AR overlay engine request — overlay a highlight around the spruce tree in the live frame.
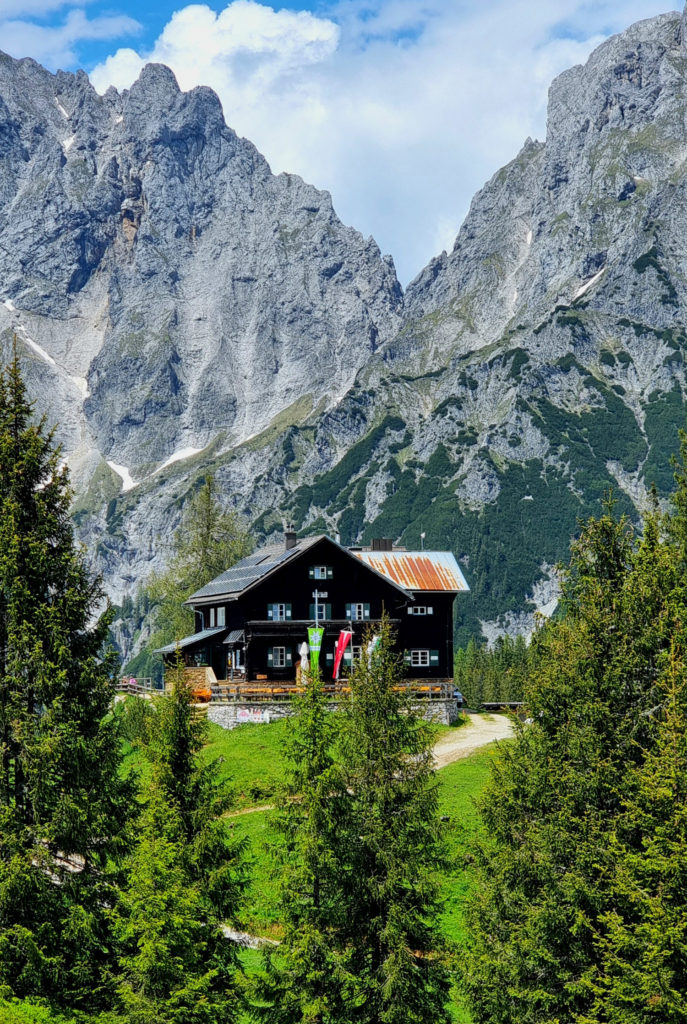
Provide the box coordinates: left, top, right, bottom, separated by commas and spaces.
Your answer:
255, 666, 351, 1024
581, 640, 687, 1023
337, 619, 451, 1024
461, 498, 678, 1024
0, 351, 133, 1008
116, 657, 245, 1023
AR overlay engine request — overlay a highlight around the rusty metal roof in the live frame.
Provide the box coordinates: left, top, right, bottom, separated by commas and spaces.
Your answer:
355, 551, 469, 593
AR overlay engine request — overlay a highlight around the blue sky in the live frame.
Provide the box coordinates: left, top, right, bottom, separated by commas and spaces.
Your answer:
1, 1, 682, 284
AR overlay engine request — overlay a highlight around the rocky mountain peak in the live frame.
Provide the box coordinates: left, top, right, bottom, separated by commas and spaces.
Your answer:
0, 48, 402, 536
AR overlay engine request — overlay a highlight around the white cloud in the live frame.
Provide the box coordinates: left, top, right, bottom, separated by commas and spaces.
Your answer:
0, 7, 139, 69
89, 0, 682, 285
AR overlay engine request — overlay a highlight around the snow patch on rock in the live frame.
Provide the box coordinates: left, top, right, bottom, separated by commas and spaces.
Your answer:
107, 461, 138, 493
17, 325, 57, 367
574, 265, 606, 300
155, 446, 203, 472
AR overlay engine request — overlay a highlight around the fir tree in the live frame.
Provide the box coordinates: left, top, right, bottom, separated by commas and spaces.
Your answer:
580, 639, 687, 1024
337, 619, 451, 1024
0, 351, 133, 1009
255, 665, 351, 1024
116, 657, 245, 1023
461, 497, 678, 1024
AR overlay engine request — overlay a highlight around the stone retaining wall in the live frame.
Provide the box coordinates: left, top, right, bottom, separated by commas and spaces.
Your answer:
208, 698, 458, 730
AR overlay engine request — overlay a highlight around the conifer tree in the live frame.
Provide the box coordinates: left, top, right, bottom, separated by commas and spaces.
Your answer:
461, 497, 678, 1024
256, 665, 351, 1024
259, 625, 450, 1024
0, 351, 133, 1008
337, 619, 451, 1024
116, 657, 245, 1023
581, 639, 687, 1023
146, 476, 252, 649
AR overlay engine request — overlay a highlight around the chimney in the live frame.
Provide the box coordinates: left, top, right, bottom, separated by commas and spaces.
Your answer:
371, 537, 393, 552
284, 523, 297, 550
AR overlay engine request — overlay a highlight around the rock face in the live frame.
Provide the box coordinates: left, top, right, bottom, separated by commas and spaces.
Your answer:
4, 8, 687, 653
0, 52, 401, 495
270, 7, 687, 642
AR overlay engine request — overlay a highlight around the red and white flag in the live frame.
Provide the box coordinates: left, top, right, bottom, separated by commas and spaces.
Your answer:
332, 629, 353, 680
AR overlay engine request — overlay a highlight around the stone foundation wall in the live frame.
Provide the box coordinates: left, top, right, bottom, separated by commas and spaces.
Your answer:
208, 698, 459, 730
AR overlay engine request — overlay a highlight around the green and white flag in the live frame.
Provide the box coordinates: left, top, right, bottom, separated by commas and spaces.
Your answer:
308, 627, 324, 668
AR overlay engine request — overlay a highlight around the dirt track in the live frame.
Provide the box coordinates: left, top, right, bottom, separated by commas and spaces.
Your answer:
432, 713, 514, 769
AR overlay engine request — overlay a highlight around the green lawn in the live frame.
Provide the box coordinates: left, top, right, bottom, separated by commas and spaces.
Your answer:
206, 718, 291, 808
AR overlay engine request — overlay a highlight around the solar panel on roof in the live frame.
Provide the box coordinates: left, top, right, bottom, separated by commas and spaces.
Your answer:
187, 535, 326, 601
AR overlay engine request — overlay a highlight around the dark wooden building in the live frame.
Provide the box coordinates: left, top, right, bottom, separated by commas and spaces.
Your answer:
157, 533, 468, 687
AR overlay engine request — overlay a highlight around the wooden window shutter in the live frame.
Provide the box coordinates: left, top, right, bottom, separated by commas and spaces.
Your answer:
267, 605, 274, 619
430, 650, 439, 665
363, 603, 370, 619
308, 604, 314, 620
286, 604, 292, 619
286, 649, 293, 666
327, 566, 333, 579
403, 650, 411, 665
326, 604, 332, 620
267, 649, 274, 666
309, 567, 315, 579
325, 651, 334, 664
345, 604, 352, 619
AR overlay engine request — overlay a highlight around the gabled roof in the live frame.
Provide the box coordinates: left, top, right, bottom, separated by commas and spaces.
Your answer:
154, 626, 227, 655
185, 535, 468, 606
355, 551, 469, 593
186, 536, 323, 604
186, 534, 411, 605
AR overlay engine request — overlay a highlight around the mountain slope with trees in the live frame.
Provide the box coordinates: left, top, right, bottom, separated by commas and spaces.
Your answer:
5, 9, 687, 647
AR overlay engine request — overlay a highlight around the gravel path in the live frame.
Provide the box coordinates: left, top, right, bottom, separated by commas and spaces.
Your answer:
432, 713, 514, 769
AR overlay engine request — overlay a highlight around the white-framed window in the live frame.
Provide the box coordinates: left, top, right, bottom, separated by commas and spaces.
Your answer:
267, 603, 292, 621
408, 606, 433, 616
346, 602, 370, 621
268, 646, 292, 668
309, 565, 333, 580
405, 649, 440, 668
209, 606, 226, 627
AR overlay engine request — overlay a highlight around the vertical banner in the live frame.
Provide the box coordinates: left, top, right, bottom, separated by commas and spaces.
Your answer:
307, 627, 324, 668
332, 629, 353, 680
367, 634, 381, 668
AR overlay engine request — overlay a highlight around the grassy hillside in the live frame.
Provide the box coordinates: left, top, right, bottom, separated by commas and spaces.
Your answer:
20, 714, 505, 1023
